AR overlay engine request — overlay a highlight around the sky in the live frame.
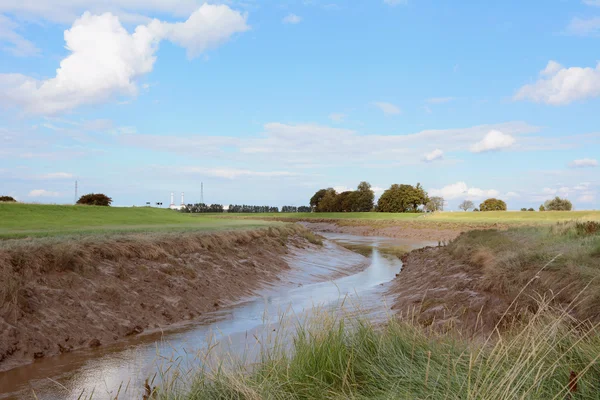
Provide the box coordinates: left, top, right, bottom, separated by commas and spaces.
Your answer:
0, 0, 599, 210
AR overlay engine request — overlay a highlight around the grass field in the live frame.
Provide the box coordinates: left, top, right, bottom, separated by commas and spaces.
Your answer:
0, 203, 277, 238
223, 210, 600, 223
1, 203, 599, 239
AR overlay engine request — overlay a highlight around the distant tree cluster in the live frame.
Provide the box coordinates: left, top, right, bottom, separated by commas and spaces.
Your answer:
520, 207, 535, 212
376, 183, 428, 213
281, 205, 311, 213
77, 193, 112, 206
479, 198, 507, 211
228, 204, 279, 213
310, 182, 375, 212
425, 196, 445, 212
182, 203, 224, 213
459, 200, 475, 211
541, 196, 572, 211
0, 196, 16, 202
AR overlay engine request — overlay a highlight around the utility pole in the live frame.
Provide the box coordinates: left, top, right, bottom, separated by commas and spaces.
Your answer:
201, 182, 204, 204
74, 180, 78, 204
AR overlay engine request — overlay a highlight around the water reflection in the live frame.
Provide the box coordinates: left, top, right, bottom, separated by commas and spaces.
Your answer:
0, 233, 429, 399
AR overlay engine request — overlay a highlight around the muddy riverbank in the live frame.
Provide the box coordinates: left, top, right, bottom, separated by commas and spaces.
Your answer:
0, 226, 319, 371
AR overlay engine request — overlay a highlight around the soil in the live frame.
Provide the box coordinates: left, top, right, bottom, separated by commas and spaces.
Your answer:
386, 245, 508, 336
300, 221, 464, 242
0, 228, 317, 371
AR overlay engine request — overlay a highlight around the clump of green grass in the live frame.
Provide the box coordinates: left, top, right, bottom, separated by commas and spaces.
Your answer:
154, 298, 600, 400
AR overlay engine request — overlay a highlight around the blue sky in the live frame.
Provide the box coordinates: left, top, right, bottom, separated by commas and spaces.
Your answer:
0, 0, 599, 209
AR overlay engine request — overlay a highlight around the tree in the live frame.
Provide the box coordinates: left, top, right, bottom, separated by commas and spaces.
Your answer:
77, 193, 112, 206
310, 189, 328, 212
528, 208, 535, 211
459, 200, 475, 211
425, 196, 444, 212
520, 208, 527, 211
377, 183, 429, 213
543, 196, 572, 211
539, 205, 545, 212
0, 196, 16, 202
479, 198, 507, 211
317, 188, 337, 212
354, 181, 375, 212
473, 208, 479, 212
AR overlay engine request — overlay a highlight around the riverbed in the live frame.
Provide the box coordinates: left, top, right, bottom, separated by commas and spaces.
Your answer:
0, 233, 433, 399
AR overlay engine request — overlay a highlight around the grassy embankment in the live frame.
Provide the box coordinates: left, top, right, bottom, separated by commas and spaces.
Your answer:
222, 210, 600, 224
152, 221, 600, 399
0, 203, 279, 239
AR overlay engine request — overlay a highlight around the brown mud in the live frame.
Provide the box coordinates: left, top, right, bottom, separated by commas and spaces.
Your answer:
0, 226, 317, 371
386, 245, 508, 336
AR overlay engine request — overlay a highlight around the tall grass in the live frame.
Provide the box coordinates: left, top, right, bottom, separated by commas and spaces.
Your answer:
151, 298, 600, 400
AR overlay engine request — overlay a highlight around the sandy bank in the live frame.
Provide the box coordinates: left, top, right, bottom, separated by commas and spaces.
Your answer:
0, 226, 318, 371
299, 220, 468, 242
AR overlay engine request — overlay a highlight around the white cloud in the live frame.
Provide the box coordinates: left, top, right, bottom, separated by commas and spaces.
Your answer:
429, 182, 500, 200
0, 4, 249, 115
514, 61, 600, 105
383, 0, 408, 6
178, 167, 297, 179
373, 101, 401, 115
283, 13, 302, 24
329, 113, 346, 123
566, 16, 600, 36
579, 194, 595, 203
0, 14, 41, 56
38, 172, 74, 179
583, 0, 600, 6
569, 158, 598, 168
423, 149, 443, 162
333, 185, 352, 193
28, 189, 60, 197
426, 97, 455, 104
470, 130, 516, 153
504, 191, 520, 199
147, 5, 249, 58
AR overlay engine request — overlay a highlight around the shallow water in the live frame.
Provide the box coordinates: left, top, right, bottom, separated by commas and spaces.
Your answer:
0, 233, 432, 399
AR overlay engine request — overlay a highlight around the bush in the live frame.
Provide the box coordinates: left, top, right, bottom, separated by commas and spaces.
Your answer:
0, 196, 16, 202
76, 193, 112, 206
520, 208, 527, 211
539, 205, 545, 212
543, 196, 572, 211
528, 208, 535, 212
479, 198, 507, 211
473, 208, 479, 212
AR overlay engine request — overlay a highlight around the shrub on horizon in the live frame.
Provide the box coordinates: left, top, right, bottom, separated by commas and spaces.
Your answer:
479, 198, 507, 211
0, 196, 16, 202
76, 193, 112, 206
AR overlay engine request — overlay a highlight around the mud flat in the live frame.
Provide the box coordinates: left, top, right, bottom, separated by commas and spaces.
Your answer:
0, 225, 319, 371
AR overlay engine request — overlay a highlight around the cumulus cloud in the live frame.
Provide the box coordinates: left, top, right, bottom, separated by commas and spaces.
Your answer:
0, 14, 41, 56
373, 101, 401, 115
423, 149, 443, 162
569, 158, 598, 168
28, 189, 60, 197
566, 16, 600, 36
283, 13, 302, 24
579, 194, 595, 203
470, 130, 516, 153
429, 182, 500, 200
514, 61, 600, 105
0, 4, 249, 115
329, 113, 346, 123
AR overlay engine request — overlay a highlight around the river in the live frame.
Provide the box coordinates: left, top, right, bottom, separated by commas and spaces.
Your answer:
0, 233, 432, 399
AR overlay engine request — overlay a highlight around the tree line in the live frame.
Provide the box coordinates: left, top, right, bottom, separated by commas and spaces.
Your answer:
181, 204, 312, 213
310, 182, 445, 213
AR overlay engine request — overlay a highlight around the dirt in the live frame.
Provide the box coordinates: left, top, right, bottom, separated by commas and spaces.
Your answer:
300, 221, 464, 242
386, 245, 509, 336
0, 227, 317, 371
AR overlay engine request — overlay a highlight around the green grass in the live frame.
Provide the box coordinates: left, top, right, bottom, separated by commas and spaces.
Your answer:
0, 203, 278, 238
155, 303, 600, 400
223, 210, 600, 224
